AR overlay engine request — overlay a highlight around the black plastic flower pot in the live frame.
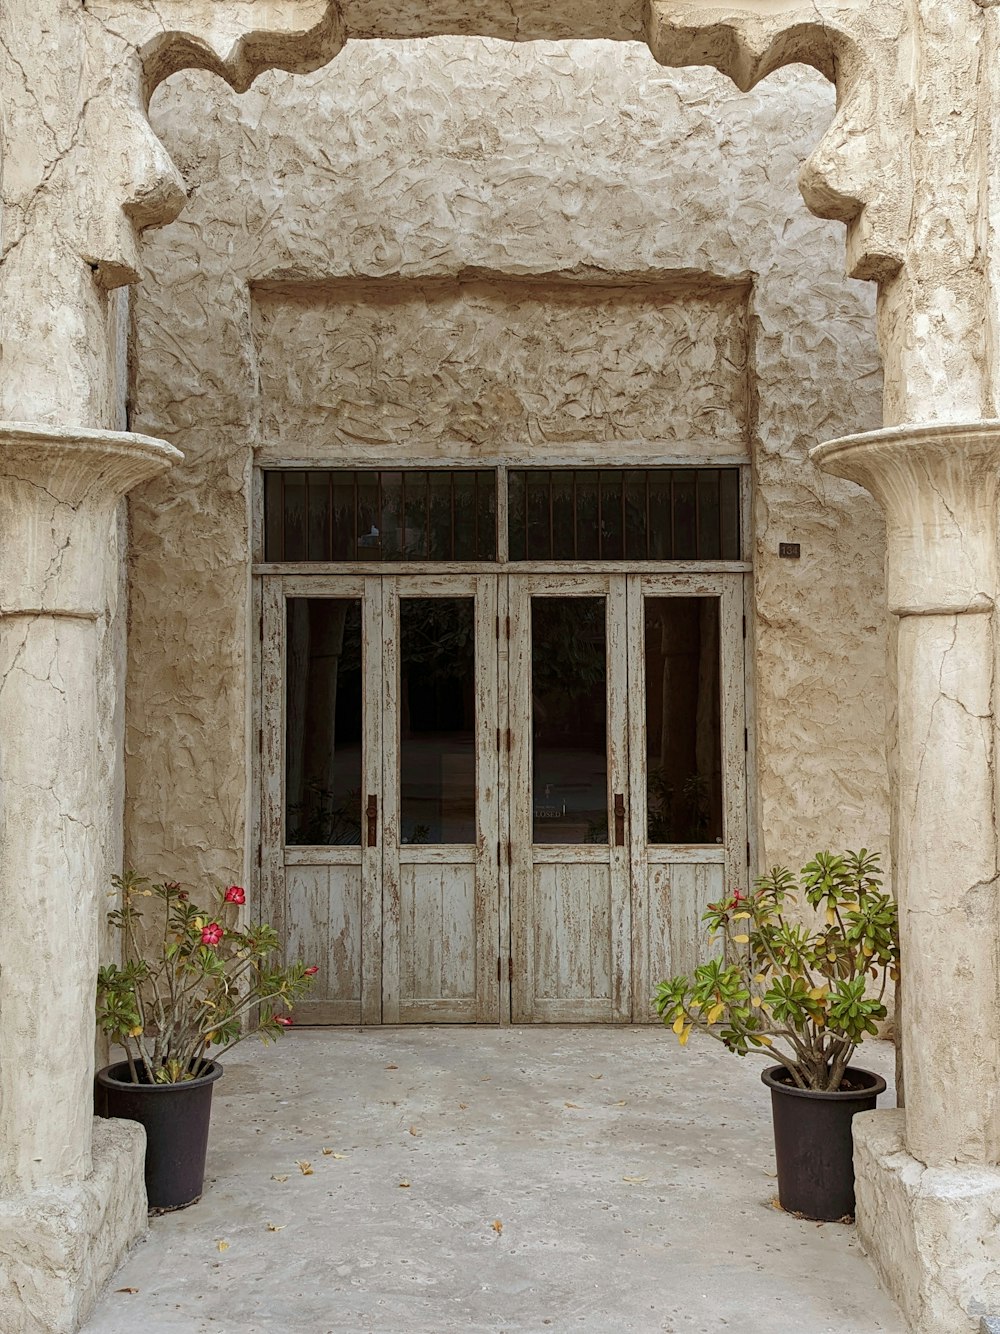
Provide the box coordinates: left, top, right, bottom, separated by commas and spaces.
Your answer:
761, 1064, 886, 1221
96, 1059, 223, 1210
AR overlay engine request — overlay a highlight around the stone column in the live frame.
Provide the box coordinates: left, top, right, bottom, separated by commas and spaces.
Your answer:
0, 423, 180, 1334
813, 420, 1000, 1331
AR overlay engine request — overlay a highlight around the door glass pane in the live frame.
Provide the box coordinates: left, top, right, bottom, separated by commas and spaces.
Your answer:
285, 598, 363, 845
399, 598, 476, 844
644, 597, 723, 844
531, 597, 608, 844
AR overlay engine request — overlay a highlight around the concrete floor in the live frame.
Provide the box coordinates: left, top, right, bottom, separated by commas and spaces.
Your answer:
82, 1028, 905, 1334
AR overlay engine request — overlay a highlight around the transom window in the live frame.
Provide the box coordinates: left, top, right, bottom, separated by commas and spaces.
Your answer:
263, 466, 741, 563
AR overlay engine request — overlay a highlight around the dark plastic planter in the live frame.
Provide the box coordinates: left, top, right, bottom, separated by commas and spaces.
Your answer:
96, 1059, 223, 1210
762, 1064, 886, 1221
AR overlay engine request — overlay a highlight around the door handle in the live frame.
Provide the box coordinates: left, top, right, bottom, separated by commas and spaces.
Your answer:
614, 793, 625, 846
366, 794, 378, 848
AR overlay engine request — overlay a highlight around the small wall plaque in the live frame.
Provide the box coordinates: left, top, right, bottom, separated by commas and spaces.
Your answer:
779, 542, 801, 559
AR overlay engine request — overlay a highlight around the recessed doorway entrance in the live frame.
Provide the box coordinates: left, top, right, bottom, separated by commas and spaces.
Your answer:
257, 465, 749, 1023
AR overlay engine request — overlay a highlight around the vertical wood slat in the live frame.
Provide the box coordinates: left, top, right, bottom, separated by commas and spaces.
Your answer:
381, 576, 401, 1022
497, 569, 512, 1022
361, 578, 383, 1024
474, 574, 502, 1022
625, 574, 648, 1020
508, 577, 533, 1022
260, 577, 286, 947
606, 576, 631, 1021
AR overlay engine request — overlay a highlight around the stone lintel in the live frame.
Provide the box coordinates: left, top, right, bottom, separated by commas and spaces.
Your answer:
855, 1109, 1000, 1334
0, 1118, 147, 1334
811, 421, 1000, 617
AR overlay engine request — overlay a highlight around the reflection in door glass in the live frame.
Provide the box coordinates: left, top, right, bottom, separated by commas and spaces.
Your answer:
531, 597, 608, 844
399, 598, 476, 844
285, 598, 363, 845
644, 597, 723, 844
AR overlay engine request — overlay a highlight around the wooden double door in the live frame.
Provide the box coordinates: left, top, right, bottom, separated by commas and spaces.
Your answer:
261, 571, 747, 1023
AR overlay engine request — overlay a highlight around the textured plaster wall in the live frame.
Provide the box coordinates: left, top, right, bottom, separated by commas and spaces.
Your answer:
129, 37, 887, 895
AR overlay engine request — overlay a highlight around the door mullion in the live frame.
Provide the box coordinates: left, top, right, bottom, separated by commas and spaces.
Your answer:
361, 576, 384, 1024
625, 575, 648, 1022
497, 574, 512, 1024
608, 575, 632, 1022
380, 577, 401, 1023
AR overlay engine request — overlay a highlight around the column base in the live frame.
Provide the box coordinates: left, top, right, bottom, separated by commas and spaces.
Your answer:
855, 1109, 1000, 1333
0, 1118, 147, 1334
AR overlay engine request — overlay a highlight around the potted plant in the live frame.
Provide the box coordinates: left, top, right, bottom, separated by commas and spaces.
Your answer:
654, 849, 898, 1221
95, 870, 316, 1210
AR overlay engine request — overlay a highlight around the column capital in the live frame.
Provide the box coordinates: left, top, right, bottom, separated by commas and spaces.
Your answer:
811, 421, 1000, 616
0, 423, 181, 618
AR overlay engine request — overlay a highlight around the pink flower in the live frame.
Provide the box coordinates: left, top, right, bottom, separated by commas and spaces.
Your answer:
274, 1015, 293, 1027
224, 885, 246, 905
200, 923, 224, 946
304, 966, 319, 976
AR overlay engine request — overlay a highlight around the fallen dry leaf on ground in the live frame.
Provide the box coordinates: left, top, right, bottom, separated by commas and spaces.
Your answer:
458, 1102, 468, 1110
271, 1174, 288, 1182
266, 1223, 285, 1232
611, 1100, 627, 1107
216, 1240, 229, 1252
590, 1073, 603, 1080
115, 1288, 139, 1294
409, 1125, 420, 1136
296, 1161, 313, 1175
385, 1064, 398, 1070
564, 1101, 580, 1109
491, 1219, 503, 1235
398, 1179, 411, 1188
622, 1175, 648, 1184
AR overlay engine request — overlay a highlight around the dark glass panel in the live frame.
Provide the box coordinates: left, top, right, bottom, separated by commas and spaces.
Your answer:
281, 472, 308, 561
285, 598, 363, 845
525, 471, 552, 560
644, 597, 723, 845
696, 470, 721, 560
330, 473, 356, 561
672, 471, 697, 559
380, 471, 403, 560
624, 471, 647, 560
508, 470, 527, 560
425, 471, 452, 560
599, 471, 624, 559
575, 472, 600, 559
452, 472, 475, 561
531, 597, 608, 844
647, 472, 673, 560
476, 471, 497, 560
720, 469, 741, 560
264, 472, 284, 561
399, 598, 476, 844
551, 472, 575, 558
307, 471, 332, 561
356, 472, 381, 560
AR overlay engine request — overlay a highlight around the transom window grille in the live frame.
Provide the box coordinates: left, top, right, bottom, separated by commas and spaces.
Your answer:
507, 468, 740, 561
264, 469, 497, 562
263, 466, 741, 563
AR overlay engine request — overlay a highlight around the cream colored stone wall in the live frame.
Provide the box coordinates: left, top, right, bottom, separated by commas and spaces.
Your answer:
128, 37, 888, 895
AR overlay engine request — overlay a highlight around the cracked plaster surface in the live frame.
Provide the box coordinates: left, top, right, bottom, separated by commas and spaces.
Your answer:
127, 40, 888, 899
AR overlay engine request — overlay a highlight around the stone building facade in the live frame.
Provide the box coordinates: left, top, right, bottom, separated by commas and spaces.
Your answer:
4, 2, 1000, 1331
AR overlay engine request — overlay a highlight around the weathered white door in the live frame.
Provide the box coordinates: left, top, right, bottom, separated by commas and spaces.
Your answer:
626, 574, 748, 1020
262, 573, 502, 1023
381, 574, 501, 1021
508, 575, 631, 1022
261, 575, 383, 1023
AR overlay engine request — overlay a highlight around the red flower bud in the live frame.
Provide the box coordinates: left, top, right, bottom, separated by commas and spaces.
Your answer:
224, 885, 246, 905
274, 1014, 293, 1027
304, 965, 319, 976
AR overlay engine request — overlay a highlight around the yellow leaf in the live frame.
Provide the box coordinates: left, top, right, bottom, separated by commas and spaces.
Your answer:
733, 912, 751, 921
759, 1035, 773, 1046
733, 934, 750, 944
706, 1003, 725, 1024
128, 1025, 143, 1038
216, 1240, 229, 1252
827, 952, 837, 962
754, 974, 766, 985
808, 987, 828, 1001
672, 1015, 685, 1036
678, 1025, 692, 1046
826, 905, 837, 925
751, 997, 762, 1009
296, 1161, 313, 1176
491, 1219, 503, 1235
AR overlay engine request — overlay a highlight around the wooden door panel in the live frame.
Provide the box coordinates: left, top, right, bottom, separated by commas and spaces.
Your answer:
285, 863, 363, 1024
533, 863, 613, 1006
398, 861, 478, 1020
